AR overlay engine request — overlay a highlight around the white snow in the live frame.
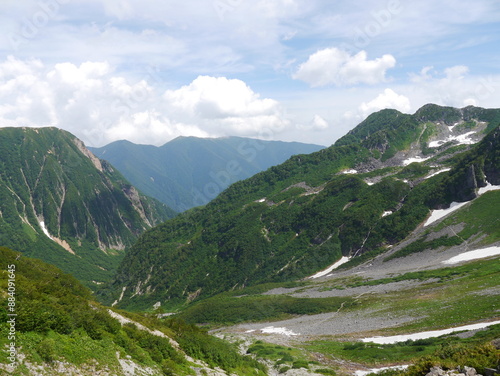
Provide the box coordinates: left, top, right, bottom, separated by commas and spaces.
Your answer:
39, 221, 53, 239
478, 182, 500, 195
362, 320, 500, 344
308, 256, 351, 279
355, 365, 409, 376
428, 131, 477, 148
382, 211, 393, 217
402, 156, 430, 166
454, 131, 477, 145
343, 169, 358, 174
424, 181, 500, 227
260, 326, 299, 336
425, 168, 451, 179
424, 201, 469, 227
443, 246, 500, 265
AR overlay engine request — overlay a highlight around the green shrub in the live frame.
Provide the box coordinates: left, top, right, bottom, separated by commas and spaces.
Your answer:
36, 338, 57, 363
292, 360, 309, 369
316, 369, 337, 375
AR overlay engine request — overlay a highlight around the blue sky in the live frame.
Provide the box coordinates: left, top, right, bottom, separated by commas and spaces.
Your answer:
0, 0, 499, 147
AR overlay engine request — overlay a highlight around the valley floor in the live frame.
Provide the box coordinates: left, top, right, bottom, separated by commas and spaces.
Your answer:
213, 240, 500, 375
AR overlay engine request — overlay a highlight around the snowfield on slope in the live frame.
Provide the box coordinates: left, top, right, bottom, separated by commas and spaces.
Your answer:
443, 246, 500, 264
362, 320, 500, 344
425, 181, 500, 226
308, 256, 351, 279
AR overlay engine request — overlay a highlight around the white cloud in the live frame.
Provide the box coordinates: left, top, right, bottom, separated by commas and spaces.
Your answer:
406, 65, 500, 109
0, 57, 291, 146
164, 75, 290, 136
359, 88, 411, 118
296, 114, 329, 131
293, 48, 396, 87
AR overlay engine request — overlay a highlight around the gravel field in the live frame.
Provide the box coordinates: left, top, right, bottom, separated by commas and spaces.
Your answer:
217, 239, 500, 341
213, 235, 500, 375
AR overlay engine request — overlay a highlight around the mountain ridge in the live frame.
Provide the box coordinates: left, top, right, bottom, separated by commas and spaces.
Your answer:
89, 136, 325, 212
0, 127, 175, 287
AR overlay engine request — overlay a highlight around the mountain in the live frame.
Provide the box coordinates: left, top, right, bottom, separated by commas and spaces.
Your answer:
0, 247, 266, 375
89, 136, 324, 212
0, 127, 175, 288
102, 104, 500, 310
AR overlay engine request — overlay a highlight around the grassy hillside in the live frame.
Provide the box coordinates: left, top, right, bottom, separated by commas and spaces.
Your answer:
0, 247, 266, 375
102, 105, 500, 310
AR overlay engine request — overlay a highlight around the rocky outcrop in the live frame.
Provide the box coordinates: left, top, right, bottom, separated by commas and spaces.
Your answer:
426, 366, 481, 376
426, 366, 500, 376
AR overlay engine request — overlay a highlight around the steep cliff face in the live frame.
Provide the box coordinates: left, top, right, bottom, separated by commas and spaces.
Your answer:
0, 127, 175, 287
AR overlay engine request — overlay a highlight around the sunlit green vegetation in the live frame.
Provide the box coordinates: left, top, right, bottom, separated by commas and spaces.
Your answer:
0, 247, 266, 375
107, 108, 500, 310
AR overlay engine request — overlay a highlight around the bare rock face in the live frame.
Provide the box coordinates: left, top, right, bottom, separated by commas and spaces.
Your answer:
426, 366, 481, 376
483, 127, 500, 185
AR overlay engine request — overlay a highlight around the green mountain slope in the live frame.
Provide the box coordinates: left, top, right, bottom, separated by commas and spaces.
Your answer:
103, 104, 500, 310
89, 136, 324, 211
0, 127, 175, 288
0, 247, 266, 375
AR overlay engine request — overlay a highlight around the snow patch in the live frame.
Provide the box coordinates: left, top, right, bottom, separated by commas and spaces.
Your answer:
425, 168, 451, 179
39, 221, 52, 239
443, 246, 500, 265
424, 181, 500, 227
260, 326, 299, 336
308, 256, 351, 279
478, 182, 500, 195
362, 320, 500, 344
402, 156, 430, 166
355, 365, 409, 376
424, 201, 468, 227
428, 131, 477, 148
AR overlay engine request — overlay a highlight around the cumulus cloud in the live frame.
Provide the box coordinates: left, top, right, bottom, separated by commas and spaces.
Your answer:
164, 75, 290, 136
293, 48, 396, 87
0, 57, 291, 146
359, 88, 411, 118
